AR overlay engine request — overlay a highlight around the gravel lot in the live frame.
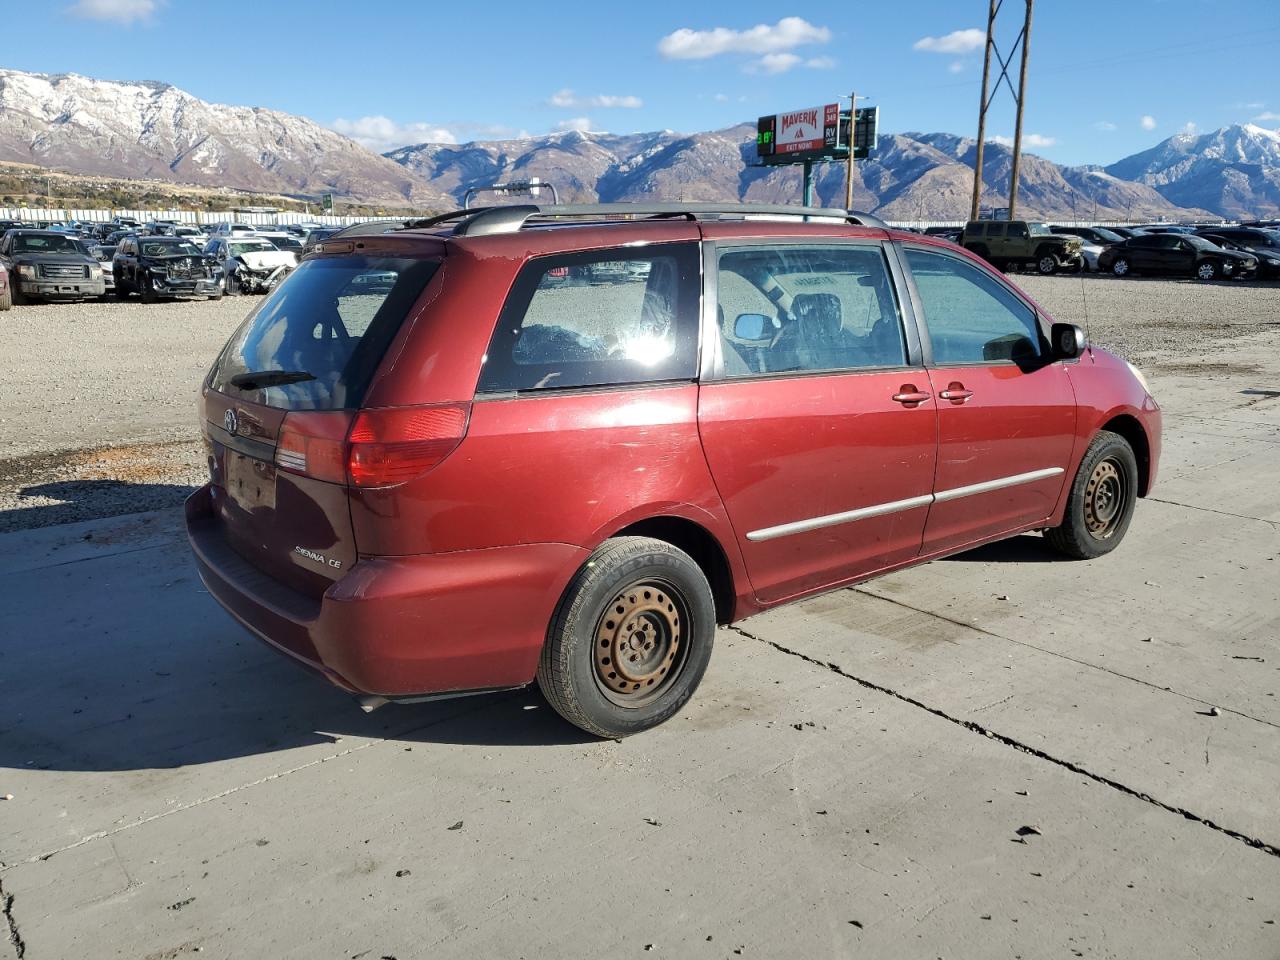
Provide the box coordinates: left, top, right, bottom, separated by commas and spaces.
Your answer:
2, 273, 1278, 531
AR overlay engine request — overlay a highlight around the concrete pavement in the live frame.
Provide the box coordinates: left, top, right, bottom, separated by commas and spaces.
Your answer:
2, 338, 1278, 959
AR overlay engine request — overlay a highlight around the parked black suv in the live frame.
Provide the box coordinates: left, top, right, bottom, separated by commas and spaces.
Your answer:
113, 235, 224, 301
0, 229, 107, 303
1097, 233, 1256, 280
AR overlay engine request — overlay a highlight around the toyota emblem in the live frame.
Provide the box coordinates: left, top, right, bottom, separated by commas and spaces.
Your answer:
224, 408, 238, 435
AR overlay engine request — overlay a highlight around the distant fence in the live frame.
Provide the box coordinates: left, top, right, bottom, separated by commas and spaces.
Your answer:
0, 207, 399, 227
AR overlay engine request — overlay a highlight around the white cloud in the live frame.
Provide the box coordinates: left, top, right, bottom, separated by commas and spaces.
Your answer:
658, 17, 830, 60
948, 60, 966, 74
805, 56, 836, 69
1141, 115, 1157, 130
1179, 121, 1198, 136
752, 52, 801, 74
330, 115, 456, 153
713, 93, 730, 102
547, 89, 642, 109
990, 133, 1056, 148
1252, 111, 1280, 123
913, 28, 985, 54
68, 0, 158, 24
1094, 121, 1117, 132
554, 117, 593, 133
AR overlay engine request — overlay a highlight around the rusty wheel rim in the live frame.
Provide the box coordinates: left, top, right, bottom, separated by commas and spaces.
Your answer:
1084, 458, 1126, 539
593, 579, 686, 707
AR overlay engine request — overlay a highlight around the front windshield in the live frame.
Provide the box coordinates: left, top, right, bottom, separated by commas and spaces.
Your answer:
228, 240, 277, 256
1184, 235, 1218, 251
13, 234, 81, 254
1093, 228, 1124, 243
1027, 222, 1052, 236
142, 240, 203, 257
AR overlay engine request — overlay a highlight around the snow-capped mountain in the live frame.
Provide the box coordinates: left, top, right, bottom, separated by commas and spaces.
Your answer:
0, 69, 447, 206
1106, 124, 1280, 217
389, 125, 1205, 221
1, 66, 1274, 218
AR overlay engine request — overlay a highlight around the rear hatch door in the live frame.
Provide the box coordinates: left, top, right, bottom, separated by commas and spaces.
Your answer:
202, 252, 441, 598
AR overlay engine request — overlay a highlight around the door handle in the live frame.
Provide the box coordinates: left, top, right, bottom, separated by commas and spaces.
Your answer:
892, 386, 932, 405
939, 382, 974, 403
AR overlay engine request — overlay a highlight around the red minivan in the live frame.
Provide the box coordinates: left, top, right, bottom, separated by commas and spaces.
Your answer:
187, 204, 1161, 738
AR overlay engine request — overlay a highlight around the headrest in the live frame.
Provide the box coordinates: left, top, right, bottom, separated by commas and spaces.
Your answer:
792, 293, 842, 339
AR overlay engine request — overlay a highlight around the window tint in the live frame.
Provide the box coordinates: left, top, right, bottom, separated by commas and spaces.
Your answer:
477, 244, 700, 393
715, 244, 905, 377
209, 256, 439, 410
986, 223, 1006, 238
905, 248, 1042, 365
1008, 223, 1028, 238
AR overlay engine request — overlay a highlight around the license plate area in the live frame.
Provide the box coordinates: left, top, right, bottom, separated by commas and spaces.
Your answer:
225, 452, 277, 512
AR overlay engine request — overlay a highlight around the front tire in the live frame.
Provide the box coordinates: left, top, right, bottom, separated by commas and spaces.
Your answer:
1196, 260, 1220, 281
537, 536, 716, 738
1111, 257, 1132, 277
0, 284, 10, 311
1037, 253, 1059, 275
1045, 431, 1139, 560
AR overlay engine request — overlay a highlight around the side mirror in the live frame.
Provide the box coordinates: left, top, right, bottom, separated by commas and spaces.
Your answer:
1050, 322, 1086, 360
734, 313, 773, 341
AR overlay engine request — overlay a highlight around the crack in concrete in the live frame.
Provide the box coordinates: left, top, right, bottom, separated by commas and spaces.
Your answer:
1144, 496, 1278, 529
1, 877, 25, 959
852, 587, 1280, 731
732, 625, 1280, 861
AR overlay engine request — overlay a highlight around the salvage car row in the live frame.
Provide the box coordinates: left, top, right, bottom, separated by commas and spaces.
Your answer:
942, 219, 1280, 281
0, 220, 311, 308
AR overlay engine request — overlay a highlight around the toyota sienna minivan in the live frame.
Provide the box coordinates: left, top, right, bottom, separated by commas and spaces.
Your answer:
187, 203, 1162, 738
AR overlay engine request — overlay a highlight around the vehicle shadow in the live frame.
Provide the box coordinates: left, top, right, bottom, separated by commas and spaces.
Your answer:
940, 532, 1061, 564
0, 479, 197, 533
0, 515, 593, 775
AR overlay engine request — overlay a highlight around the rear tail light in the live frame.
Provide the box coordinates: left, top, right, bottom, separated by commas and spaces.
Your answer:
347, 403, 470, 487
272, 404, 470, 488
275, 411, 352, 484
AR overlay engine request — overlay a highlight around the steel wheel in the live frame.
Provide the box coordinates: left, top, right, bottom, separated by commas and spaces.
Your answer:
593, 579, 687, 707
1083, 457, 1127, 540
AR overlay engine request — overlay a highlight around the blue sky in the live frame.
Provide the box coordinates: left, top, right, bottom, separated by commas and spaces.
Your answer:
7, 0, 1280, 165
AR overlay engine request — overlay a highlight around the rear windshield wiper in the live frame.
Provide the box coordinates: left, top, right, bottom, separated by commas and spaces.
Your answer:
228, 370, 316, 390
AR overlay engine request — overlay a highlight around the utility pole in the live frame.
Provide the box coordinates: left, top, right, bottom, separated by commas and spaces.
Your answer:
970, 0, 997, 222
803, 158, 815, 206
970, 0, 1035, 221
844, 90, 857, 210
1007, 0, 1034, 219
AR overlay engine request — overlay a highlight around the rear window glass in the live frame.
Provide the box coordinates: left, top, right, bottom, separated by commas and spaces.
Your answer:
477, 244, 700, 393
209, 256, 438, 410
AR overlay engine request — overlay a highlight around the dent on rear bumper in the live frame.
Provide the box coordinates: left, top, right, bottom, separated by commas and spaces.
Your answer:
186, 484, 587, 697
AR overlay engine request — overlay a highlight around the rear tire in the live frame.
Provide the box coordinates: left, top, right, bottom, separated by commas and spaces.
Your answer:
1045, 431, 1139, 560
537, 536, 716, 739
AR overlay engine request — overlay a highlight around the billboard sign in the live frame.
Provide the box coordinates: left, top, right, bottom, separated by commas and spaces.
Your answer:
757, 103, 840, 161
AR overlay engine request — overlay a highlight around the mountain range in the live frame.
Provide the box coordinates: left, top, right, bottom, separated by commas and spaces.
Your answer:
1, 68, 1277, 220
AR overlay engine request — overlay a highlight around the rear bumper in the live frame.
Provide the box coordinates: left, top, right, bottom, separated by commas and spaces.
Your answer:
185, 484, 587, 697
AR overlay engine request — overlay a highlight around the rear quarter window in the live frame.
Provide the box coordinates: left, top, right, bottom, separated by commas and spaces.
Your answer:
477, 243, 701, 393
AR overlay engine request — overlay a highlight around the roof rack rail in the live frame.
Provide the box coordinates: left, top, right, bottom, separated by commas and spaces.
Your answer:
401, 203, 888, 238
323, 219, 411, 239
